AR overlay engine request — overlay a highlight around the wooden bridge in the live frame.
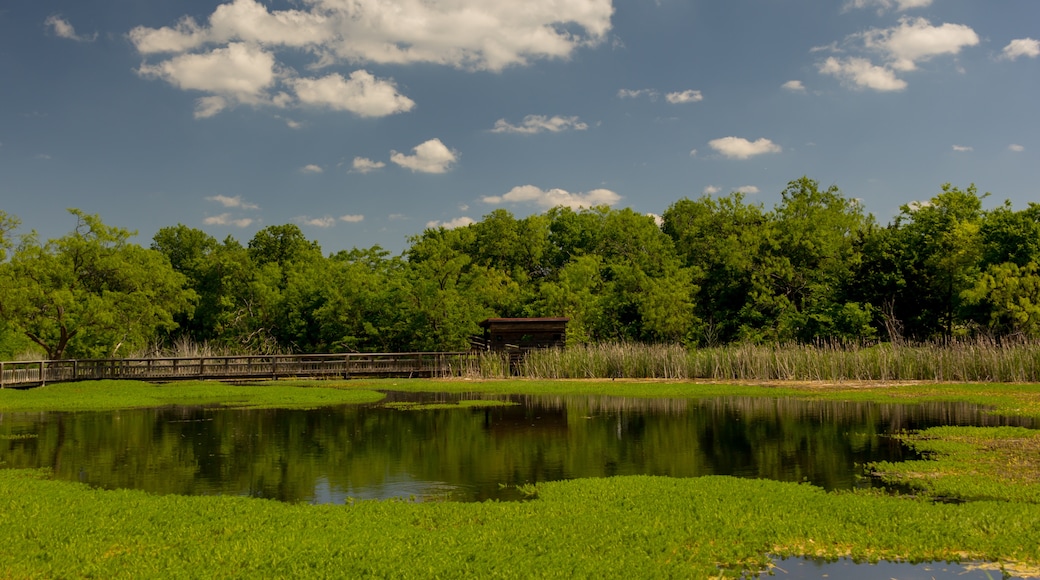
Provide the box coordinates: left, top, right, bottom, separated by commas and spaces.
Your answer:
0, 352, 480, 389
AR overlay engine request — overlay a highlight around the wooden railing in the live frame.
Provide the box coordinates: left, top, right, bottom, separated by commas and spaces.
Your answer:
0, 352, 477, 388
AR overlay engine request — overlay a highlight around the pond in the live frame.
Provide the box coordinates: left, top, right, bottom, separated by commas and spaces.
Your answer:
2, 391, 1034, 504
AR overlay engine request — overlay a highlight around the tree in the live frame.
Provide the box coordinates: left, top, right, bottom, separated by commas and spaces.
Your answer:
1, 210, 195, 359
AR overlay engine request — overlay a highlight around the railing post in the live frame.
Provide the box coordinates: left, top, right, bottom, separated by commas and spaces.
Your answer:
40, 361, 46, 387
1, 361, 5, 389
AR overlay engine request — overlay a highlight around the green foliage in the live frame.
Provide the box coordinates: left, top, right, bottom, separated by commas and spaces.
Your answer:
0, 380, 384, 412
870, 426, 1040, 503
6, 179, 1040, 355
2, 469, 1039, 578
0, 210, 195, 359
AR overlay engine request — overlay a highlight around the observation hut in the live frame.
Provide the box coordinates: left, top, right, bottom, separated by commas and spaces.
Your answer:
473, 318, 569, 353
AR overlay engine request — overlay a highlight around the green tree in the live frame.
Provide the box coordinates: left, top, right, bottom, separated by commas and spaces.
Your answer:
0, 210, 195, 359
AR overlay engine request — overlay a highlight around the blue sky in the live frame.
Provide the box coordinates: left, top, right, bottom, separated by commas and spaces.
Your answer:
1, 0, 1037, 254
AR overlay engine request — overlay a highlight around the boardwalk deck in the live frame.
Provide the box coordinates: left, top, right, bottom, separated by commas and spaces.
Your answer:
0, 352, 476, 389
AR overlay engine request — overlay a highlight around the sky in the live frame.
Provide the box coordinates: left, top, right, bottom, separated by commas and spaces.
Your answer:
1, 0, 1037, 255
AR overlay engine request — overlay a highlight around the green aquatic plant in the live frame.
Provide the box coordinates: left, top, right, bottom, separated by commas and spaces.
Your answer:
383, 400, 518, 411
870, 426, 1040, 504
1, 469, 1038, 578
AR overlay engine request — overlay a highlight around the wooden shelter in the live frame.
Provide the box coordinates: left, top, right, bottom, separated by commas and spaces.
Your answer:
475, 318, 569, 352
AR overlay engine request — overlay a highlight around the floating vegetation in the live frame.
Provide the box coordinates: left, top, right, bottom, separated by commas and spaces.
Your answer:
0, 433, 37, 440
869, 426, 1040, 504
383, 399, 518, 411
1, 469, 1039, 578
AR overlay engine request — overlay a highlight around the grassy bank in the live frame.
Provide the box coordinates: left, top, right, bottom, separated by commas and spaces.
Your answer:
1, 469, 1038, 578
509, 341, 1040, 382
0, 380, 384, 412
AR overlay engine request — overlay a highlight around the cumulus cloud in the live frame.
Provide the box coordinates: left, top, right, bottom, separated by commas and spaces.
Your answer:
137, 42, 278, 116
817, 18, 978, 92
665, 90, 703, 104
290, 71, 415, 117
735, 185, 760, 194
782, 80, 806, 92
351, 157, 386, 173
708, 137, 782, 160
206, 195, 259, 210
390, 139, 458, 174
300, 164, 323, 173
299, 216, 336, 228
1002, 38, 1040, 61
130, 0, 613, 73
818, 56, 908, 91
952, 145, 973, 152
45, 15, 97, 42
647, 213, 664, 227
481, 185, 621, 210
426, 217, 475, 230
617, 88, 658, 100
862, 18, 979, 72
339, 214, 364, 223
703, 185, 720, 195
204, 213, 254, 227
1009, 144, 1025, 152
845, 0, 932, 13
491, 115, 588, 134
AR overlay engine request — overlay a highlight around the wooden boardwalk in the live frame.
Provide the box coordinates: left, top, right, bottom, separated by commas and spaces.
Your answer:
0, 352, 477, 389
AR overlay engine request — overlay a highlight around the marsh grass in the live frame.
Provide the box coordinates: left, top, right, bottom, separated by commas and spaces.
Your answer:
516, 340, 1040, 382
870, 426, 1040, 504
0, 380, 384, 412
1, 469, 1038, 578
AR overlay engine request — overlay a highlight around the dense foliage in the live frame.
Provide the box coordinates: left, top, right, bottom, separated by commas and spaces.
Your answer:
2, 177, 1039, 358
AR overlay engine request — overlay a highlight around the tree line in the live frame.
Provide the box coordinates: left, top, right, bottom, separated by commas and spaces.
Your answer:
1, 177, 1038, 360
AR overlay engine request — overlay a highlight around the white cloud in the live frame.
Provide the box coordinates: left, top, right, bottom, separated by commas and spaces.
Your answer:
129, 0, 612, 72
708, 137, 782, 160
818, 57, 908, 91
206, 195, 259, 210
817, 18, 978, 92
45, 15, 97, 42
1009, 144, 1025, 152
735, 185, 760, 194
351, 157, 386, 173
703, 185, 720, 195
1002, 38, 1040, 61
204, 213, 254, 227
665, 90, 703, 104
845, 0, 932, 14
481, 185, 621, 210
299, 216, 336, 228
647, 213, 664, 227
782, 80, 806, 92
388, 213, 407, 221
952, 145, 973, 152
194, 96, 229, 119
491, 115, 588, 134
291, 71, 415, 117
339, 214, 364, 223
301, 164, 323, 173
688, 149, 697, 158
617, 88, 658, 100
426, 217, 475, 230
390, 139, 458, 174
862, 18, 979, 72
137, 42, 278, 110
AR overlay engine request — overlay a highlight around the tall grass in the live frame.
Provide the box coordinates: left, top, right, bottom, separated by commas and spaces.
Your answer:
516, 339, 1040, 382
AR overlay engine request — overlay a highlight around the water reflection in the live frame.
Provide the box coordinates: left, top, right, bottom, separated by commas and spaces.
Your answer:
0, 394, 1034, 503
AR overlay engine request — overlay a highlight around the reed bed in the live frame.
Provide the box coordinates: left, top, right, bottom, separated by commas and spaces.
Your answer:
516, 339, 1040, 382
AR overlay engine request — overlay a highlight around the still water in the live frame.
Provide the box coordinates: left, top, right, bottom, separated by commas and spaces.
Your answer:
0, 392, 1034, 503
